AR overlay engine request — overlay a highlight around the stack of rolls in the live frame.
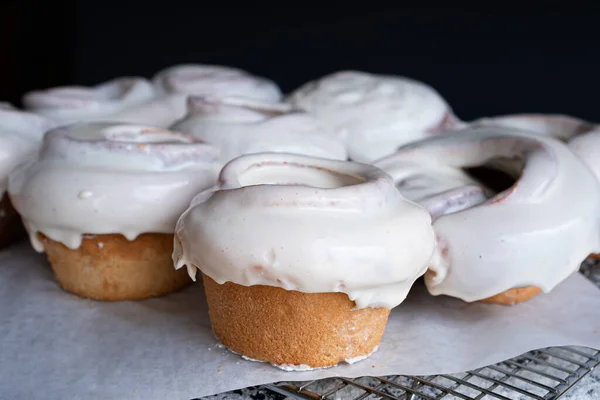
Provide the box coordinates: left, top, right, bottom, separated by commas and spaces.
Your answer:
1, 65, 597, 371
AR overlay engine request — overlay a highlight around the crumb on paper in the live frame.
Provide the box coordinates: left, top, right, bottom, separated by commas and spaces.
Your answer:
217, 365, 223, 373
372, 365, 376, 368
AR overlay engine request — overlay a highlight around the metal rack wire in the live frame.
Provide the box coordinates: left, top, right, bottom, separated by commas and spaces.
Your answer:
207, 261, 600, 400
266, 345, 599, 400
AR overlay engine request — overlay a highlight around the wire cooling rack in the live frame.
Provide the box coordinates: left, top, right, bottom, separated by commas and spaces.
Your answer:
203, 260, 600, 400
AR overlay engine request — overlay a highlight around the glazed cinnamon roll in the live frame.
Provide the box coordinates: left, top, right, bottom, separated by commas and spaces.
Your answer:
9, 122, 219, 300
376, 126, 600, 305
21, 77, 181, 126
174, 153, 435, 369
288, 71, 458, 162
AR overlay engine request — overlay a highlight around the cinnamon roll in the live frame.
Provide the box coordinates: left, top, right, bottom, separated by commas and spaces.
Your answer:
174, 153, 436, 369
376, 126, 600, 305
9, 122, 219, 300
288, 71, 458, 162
21, 77, 183, 126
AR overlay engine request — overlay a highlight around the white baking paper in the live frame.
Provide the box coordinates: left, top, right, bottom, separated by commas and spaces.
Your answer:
1, 242, 599, 400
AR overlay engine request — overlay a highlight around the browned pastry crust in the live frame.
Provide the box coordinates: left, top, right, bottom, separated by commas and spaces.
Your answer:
39, 233, 190, 301
480, 286, 541, 305
0, 194, 26, 249
202, 274, 390, 369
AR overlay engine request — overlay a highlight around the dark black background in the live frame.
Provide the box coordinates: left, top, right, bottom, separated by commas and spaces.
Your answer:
3, 2, 600, 122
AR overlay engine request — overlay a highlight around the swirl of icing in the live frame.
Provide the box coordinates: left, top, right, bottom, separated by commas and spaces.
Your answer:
468, 114, 600, 186
287, 71, 457, 162
376, 126, 600, 302
173, 152, 436, 310
152, 64, 282, 102
9, 122, 219, 252
0, 105, 56, 194
170, 96, 347, 165
470, 114, 592, 141
20, 77, 182, 125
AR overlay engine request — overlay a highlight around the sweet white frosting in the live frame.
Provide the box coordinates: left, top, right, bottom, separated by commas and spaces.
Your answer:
374, 157, 487, 207
170, 96, 347, 165
469, 113, 600, 186
9, 122, 219, 251
20, 77, 185, 126
240, 346, 376, 371
287, 71, 456, 162
0, 106, 56, 195
568, 126, 600, 182
376, 127, 600, 302
470, 114, 591, 141
470, 114, 600, 184
173, 153, 435, 310
152, 64, 282, 102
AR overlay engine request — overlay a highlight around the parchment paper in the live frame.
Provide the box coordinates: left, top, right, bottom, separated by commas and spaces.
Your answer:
1, 242, 599, 400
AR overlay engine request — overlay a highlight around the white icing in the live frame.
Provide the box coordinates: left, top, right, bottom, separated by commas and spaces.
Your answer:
170, 96, 347, 165
287, 71, 456, 162
0, 106, 56, 196
344, 346, 379, 365
173, 153, 435, 310
568, 127, 600, 182
375, 157, 486, 205
237, 345, 377, 371
21, 77, 182, 125
377, 126, 600, 302
152, 64, 282, 102
274, 363, 318, 372
239, 354, 321, 371
452, 114, 600, 206
470, 114, 591, 141
8, 122, 219, 251
469, 114, 600, 188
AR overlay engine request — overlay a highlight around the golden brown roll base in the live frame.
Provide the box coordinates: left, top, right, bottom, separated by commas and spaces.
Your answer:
480, 286, 541, 305
40, 233, 190, 301
0, 194, 26, 249
202, 274, 390, 369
